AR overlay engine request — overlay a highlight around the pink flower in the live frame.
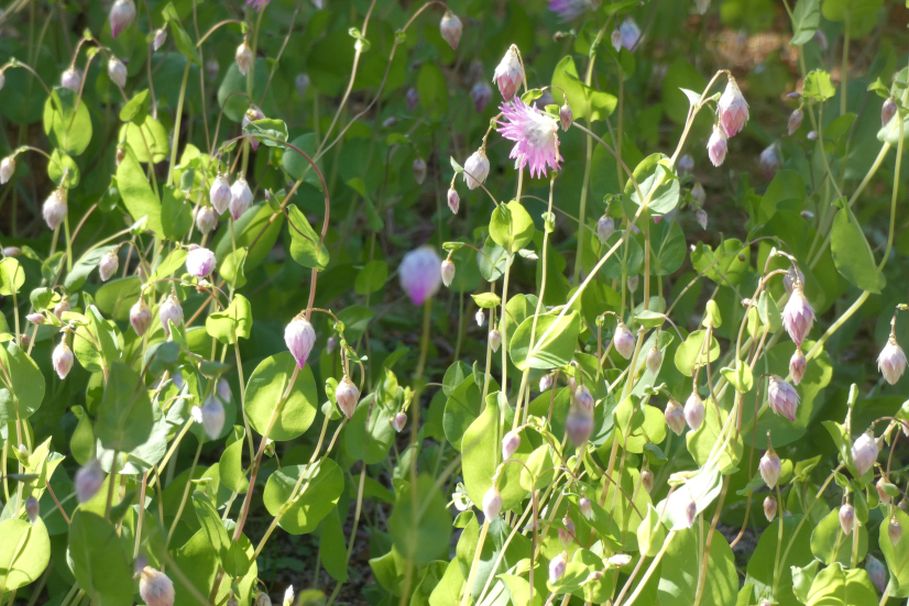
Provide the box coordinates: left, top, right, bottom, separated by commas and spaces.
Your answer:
497, 98, 561, 178
612, 322, 635, 359
717, 77, 749, 137
447, 187, 460, 214
839, 503, 855, 535
399, 246, 442, 305
482, 486, 502, 519
492, 45, 524, 101
548, 0, 595, 20
684, 391, 704, 430
707, 125, 727, 167
664, 400, 685, 435
335, 376, 360, 419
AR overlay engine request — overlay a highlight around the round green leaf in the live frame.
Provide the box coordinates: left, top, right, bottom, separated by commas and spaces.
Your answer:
263, 459, 344, 535
0, 518, 50, 591
388, 474, 452, 565
245, 352, 318, 441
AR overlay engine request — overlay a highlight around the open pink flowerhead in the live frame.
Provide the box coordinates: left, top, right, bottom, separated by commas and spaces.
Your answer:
497, 98, 561, 178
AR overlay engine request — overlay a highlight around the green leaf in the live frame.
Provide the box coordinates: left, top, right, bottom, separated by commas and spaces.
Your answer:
219, 247, 248, 288
746, 515, 814, 604
442, 376, 481, 450
286, 204, 329, 270
551, 55, 617, 122
263, 459, 344, 534
214, 199, 284, 272
47, 148, 80, 188
319, 510, 349, 582
805, 564, 878, 606
218, 427, 248, 494
64, 245, 116, 292
116, 146, 163, 236
96, 361, 153, 452
417, 63, 448, 119
624, 153, 680, 214
119, 88, 150, 123
686, 400, 742, 474
880, 508, 909, 596
829, 202, 884, 293
790, 0, 820, 45
68, 511, 135, 604
281, 133, 321, 185
721, 360, 754, 394
245, 353, 318, 441
217, 60, 270, 122
509, 311, 581, 371
120, 115, 169, 163
343, 395, 395, 464
42, 87, 92, 156
810, 508, 867, 566
0, 257, 25, 296
822, 0, 884, 37
243, 118, 288, 147
162, 3, 201, 64
354, 260, 388, 295
388, 475, 452, 565
0, 342, 45, 423
471, 293, 501, 309
802, 70, 836, 103
690, 238, 751, 287
0, 519, 50, 591
657, 527, 738, 606
489, 200, 535, 254
650, 220, 686, 276
673, 329, 720, 377
205, 294, 253, 344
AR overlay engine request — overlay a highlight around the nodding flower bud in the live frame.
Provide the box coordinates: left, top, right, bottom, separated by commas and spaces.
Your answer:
612, 322, 635, 359
109, 0, 136, 38
596, 216, 615, 243
851, 431, 879, 476
782, 285, 814, 347
439, 11, 463, 50
282, 586, 294, 606
488, 329, 502, 352
61, 68, 83, 92
759, 448, 781, 489
579, 497, 593, 520
548, 552, 567, 584
558, 515, 575, 545
335, 376, 360, 419
475, 309, 486, 328
153, 28, 167, 51
573, 385, 594, 412
284, 317, 316, 368
25, 496, 39, 522
877, 337, 907, 385
717, 76, 749, 137
787, 108, 804, 136
0, 155, 14, 184
446, 187, 460, 214
482, 486, 502, 519
789, 349, 807, 385
185, 245, 216, 278
691, 181, 706, 205
235, 40, 254, 77
889, 516, 903, 545
412, 158, 427, 185
74, 459, 104, 503
501, 430, 521, 461
492, 44, 524, 101
767, 375, 799, 422
839, 503, 855, 535
463, 148, 490, 190
98, 250, 119, 282
539, 373, 555, 392
295, 73, 310, 97
440, 259, 456, 288
617, 17, 641, 51
559, 103, 573, 132
763, 495, 778, 522
707, 125, 728, 167
43, 189, 68, 231
470, 81, 493, 113
138, 566, 175, 606
678, 153, 695, 173
882, 97, 897, 128
26, 312, 45, 325
193, 205, 218, 234
399, 246, 442, 305
665, 399, 686, 435
52, 340, 74, 379
130, 300, 152, 336
158, 295, 184, 338
866, 554, 887, 594
392, 411, 407, 432
565, 409, 593, 447
759, 143, 781, 176
684, 391, 705, 430
406, 87, 419, 111
209, 175, 231, 215
645, 345, 663, 373
107, 57, 127, 88
877, 477, 894, 504
200, 396, 226, 440
641, 469, 654, 493
229, 178, 253, 221
695, 208, 709, 230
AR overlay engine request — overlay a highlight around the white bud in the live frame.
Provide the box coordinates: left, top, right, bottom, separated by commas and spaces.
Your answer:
209, 175, 231, 215
684, 391, 704, 430
488, 329, 501, 352
612, 322, 635, 359
412, 158, 427, 185
475, 309, 486, 328
200, 396, 226, 440
139, 566, 175, 606
838, 503, 854, 535
42, 189, 68, 230
463, 149, 490, 190
229, 177, 253, 221
185, 246, 216, 278
439, 11, 463, 50
130, 300, 152, 336
392, 411, 407, 432
665, 399, 686, 435
98, 250, 119, 282
440, 259, 456, 287
193, 205, 218, 234
763, 495, 777, 522
548, 552, 567, 584
153, 28, 167, 51
107, 57, 127, 88
335, 376, 360, 419
447, 187, 460, 214
539, 373, 554, 392
851, 432, 879, 476
158, 295, 184, 338
52, 340, 74, 379
759, 448, 781, 489
284, 317, 317, 368
0, 155, 15, 184
109, 0, 136, 38
60, 68, 83, 92
482, 486, 502, 519
501, 430, 520, 461
878, 337, 907, 385
235, 40, 254, 76
74, 459, 104, 503
645, 345, 662, 372
596, 216, 615, 243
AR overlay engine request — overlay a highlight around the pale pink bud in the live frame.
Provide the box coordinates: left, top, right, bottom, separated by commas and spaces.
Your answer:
43, 189, 67, 230
612, 322, 635, 359
109, 0, 136, 38
439, 11, 462, 50
412, 158, 427, 185
806, 130, 818, 140
789, 349, 807, 385
839, 503, 854, 535
866, 554, 887, 594
130, 300, 152, 336
392, 411, 407, 432
492, 45, 524, 101
107, 57, 127, 88
889, 516, 902, 545
158, 295, 184, 338
559, 103, 572, 132
98, 250, 119, 282
325, 336, 338, 354
0, 155, 15, 184
75, 459, 104, 503
558, 515, 575, 545
61, 68, 82, 92
53, 299, 70, 318
284, 317, 316, 368
209, 175, 231, 215
759, 448, 781, 489
763, 495, 777, 522
235, 40, 254, 77
205, 59, 220, 80
877, 477, 893, 504
185, 246, 216, 278
153, 28, 167, 51
470, 81, 493, 113
787, 108, 803, 136
539, 373, 554, 392
767, 375, 799, 422
707, 125, 727, 167
579, 497, 593, 519
26, 312, 45, 325
882, 98, 897, 128
399, 246, 442, 305
482, 486, 502, 519
25, 496, 39, 522
439, 259, 455, 288
447, 187, 460, 214
641, 469, 654, 493
52, 340, 74, 379
548, 552, 567, 584
781, 285, 814, 346
229, 178, 253, 220
645, 345, 662, 373
335, 376, 360, 419
665, 399, 686, 435
501, 430, 520, 461
217, 378, 231, 402
2, 246, 19, 257
851, 432, 878, 476
565, 410, 593, 447
596, 216, 615, 243
193, 205, 218, 234
463, 148, 490, 190
878, 337, 907, 385
255, 593, 272, 606
684, 391, 704, 430
139, 566, 175, 606
573, 385, 594, 412
488, 329, 502, 352
200, 396, 225, 440
717, 77, 749, 137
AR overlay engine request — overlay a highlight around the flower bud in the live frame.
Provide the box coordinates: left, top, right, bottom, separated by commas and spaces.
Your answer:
482, 486, 502, 519
107, 57, 127, 88
42, 189, 67, 230
463, 148, 490, 190
255, 593, 273, 606
866, 554, 887, 593
447, 187, 460, 214
61, 68, 82, 92
209, 175, 231, 215
139, 566, 175, 606
695, 208, 709, 230
185, 245, 216, 278
691, 181, 706, 205
194, 205, 218, 234
878, 337, 907, 385
200, 396, 226, 440
617, 17, 641, 51
559, 103, 572, 132
763, 495, 777, 522
217, 378, 231, 402
596, 215, 615, 243
284, 317, 316, 368
717, 77, 749, 137
877, 477, 896, 504
0, 155, 15, 184
573, 385, 594, 412
539, 373, 554, 392
405, 87, 419, 111
851, 431, 879, 476
470, 81, 493, 113
235, 40, 254, 77
565, 409, 593, 447
789, 349, 807, 385
130, 300, 152, 336
492, 45, 524, 101
889, 516, 903, 545
548, 552, 567, 584
882, 97, 897, 128
782, 285, 814, 347
612, 322, 635, 359
325, 336, 338, 354
335, 376, 360, 419
488, 329, 502, 352
678, 153, 695, 173
412, 158, 427, 185
501, 430, 520, 461
26, 312, 45, 325
52, 340, 74, 379
707, 125, 728, 167
229, 178, 253, 221
787, 108, 803, 136
109, 0, 136, 38
684, 391, 704, 430
759, 143, 781, 177
295, 73, 310, 97
838, 503, 855, 535
665, 399, 686, 435
783, 266, 804, 294
400, 246, 442, 305
645, 345, 662, 373
579, 497, 593, 519
641, 469, 654, 493
282, 586, 294, 606
558, 515, 575, 545
158, 295, 184, 338
75, 459, 104, 503
25, 496, 39, 523
98, 250, 119, 282
392, 411, 407, 432
759, 448, 781, 489
475, 309, 486, 328
153, 28, 167, 51
242, 105, 265, 152
684, 500, 698, 527
439, 11, 463, 50
53, 298, 70, 318
767, 375, 799, 422
440, 259, 455, 288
